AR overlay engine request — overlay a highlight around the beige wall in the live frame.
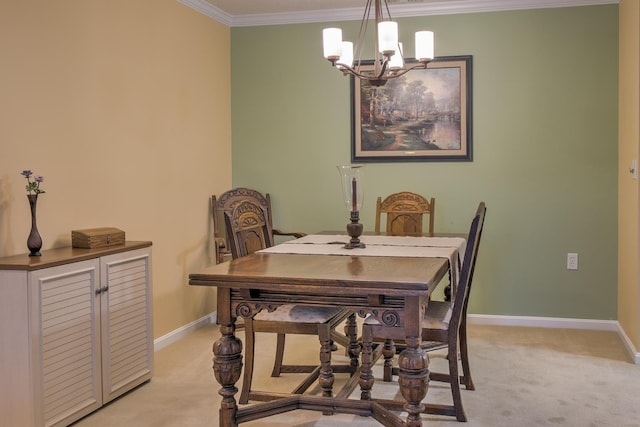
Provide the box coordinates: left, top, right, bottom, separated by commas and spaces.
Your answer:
619, 0, 640, 352
0, 0, 230, 338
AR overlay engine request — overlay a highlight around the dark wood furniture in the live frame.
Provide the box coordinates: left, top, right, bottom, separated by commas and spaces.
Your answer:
223, 199, 354, 405
365, 202, 486, 421
189, 249, 450, 426
375, 191, 436, 237
211, 188, 310, 379
212, 188, 304, 264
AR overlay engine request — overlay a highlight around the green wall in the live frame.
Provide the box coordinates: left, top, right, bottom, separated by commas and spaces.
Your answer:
230, 5, 619, 320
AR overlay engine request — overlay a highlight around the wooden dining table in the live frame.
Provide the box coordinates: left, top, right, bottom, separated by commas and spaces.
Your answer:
189, 234, 461, 427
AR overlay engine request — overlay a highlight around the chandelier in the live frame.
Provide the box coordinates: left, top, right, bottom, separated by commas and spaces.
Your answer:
322, 0, 434, 87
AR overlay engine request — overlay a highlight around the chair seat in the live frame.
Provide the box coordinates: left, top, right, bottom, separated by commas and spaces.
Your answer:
364, 300, 452, 330
423, 300, 452, 330
254, 304, 345, 323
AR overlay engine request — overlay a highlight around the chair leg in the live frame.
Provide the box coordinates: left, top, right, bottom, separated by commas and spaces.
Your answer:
448, 341, 467, 422
317, 325, 335, 400
382, 339, 395, 382
271, 333, 286, 377
459, 321, 475, 390
239, 319, 256, 405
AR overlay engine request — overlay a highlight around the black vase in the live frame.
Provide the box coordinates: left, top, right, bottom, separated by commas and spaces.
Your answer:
27, 194, 42, 256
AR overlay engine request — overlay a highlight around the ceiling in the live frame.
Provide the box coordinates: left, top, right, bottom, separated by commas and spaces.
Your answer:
182, 0, 616, 26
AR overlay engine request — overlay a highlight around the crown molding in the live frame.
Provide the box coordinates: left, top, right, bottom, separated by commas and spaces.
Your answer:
177, 0, 232, 26
178, 0, 617, 27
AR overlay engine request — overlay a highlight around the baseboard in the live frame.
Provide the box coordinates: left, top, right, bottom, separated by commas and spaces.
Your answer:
615, 322, 640, 365
156, 312, 639, 365
153, 312, 216, 352
467, 313, 618, 330
469, 314, 639, 364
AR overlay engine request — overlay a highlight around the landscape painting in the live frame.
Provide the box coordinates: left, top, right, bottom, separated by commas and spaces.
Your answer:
351, 55, 472, 162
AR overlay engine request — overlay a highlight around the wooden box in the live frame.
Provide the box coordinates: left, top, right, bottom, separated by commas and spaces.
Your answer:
72, 227, 125, 249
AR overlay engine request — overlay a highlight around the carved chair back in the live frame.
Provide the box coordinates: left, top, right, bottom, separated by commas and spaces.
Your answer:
223, 199, 274, 259
213, 188, 305, 263
212, 188, 274, 263
374, 191, 435, 236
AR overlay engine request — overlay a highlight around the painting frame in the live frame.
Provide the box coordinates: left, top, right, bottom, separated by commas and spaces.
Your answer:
351, 55, 473, 162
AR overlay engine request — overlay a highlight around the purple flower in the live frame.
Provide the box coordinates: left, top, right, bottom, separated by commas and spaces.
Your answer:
21, 169, 46, 195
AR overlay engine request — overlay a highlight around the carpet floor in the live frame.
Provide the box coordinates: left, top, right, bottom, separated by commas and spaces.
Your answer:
73, 323, 640, 427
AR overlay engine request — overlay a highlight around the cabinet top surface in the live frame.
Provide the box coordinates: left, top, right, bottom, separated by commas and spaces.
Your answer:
0, 241, 152, 271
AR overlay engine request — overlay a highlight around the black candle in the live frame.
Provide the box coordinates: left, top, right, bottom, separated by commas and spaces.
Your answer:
351, 177, 357, 211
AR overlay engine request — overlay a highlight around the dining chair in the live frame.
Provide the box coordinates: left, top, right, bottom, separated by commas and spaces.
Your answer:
374, 191, 436, 237
364, 201, 486, 422
375, 191, 453, 301
212, 188, 305, 379
223, 199, 354, 404
212, 187, 304, 264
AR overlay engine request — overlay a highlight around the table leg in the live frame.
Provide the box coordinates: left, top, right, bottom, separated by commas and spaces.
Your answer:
318, 326, 335, 399
213, 291, 243, 427
398, 340, 429, 427
346, 313, 361, 372
213, 323, 242, 427
398, 296, 430, 427
359, 324, 374, 400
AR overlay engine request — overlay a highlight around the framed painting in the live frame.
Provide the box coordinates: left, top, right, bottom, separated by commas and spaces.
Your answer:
351, 55, 472, 162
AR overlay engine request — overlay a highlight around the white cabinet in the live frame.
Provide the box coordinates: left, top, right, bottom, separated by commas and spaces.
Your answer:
0, 242, 153, 427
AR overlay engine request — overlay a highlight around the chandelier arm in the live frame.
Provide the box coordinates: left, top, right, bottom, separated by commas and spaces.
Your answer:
354, 0, 373, 70
334, 63, 391, 83
383, 0, 392, 20
334, 63, 377, 80
377, 58, 389, 79
373, 0, 383, 75
387, 61, 430, 79
334, 60, 430, 85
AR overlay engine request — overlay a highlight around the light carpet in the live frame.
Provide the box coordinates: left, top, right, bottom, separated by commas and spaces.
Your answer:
73, 323, 640, 427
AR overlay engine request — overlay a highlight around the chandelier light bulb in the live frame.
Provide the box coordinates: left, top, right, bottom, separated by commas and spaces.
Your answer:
378, 21, 398, 56
323, 28, 343, 60
388, 42, 404, 70
338, 41, 354, 68
415, 31, 434, 62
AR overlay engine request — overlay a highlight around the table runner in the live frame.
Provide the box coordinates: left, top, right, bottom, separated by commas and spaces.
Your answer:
258, 234, 466, 286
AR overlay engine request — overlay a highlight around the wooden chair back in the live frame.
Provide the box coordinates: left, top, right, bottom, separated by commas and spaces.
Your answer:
212, 188, 274, 263
449, 202, 486, 335
223, 199, 274, 259
374, 191, 435, 236
213, 188, 304, 263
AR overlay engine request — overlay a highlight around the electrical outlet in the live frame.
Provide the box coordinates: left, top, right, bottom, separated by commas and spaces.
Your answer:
567, 253, 578, 270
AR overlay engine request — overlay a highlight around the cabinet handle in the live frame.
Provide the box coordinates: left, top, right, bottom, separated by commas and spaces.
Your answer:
95, 286, 109, 295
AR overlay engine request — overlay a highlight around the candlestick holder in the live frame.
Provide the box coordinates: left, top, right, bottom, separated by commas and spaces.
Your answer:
337, 165, 366, 250
345, 210, 365, 249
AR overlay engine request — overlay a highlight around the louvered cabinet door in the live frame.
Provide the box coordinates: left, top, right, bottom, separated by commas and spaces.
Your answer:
100, 247, 153, 403
29, 259, 102, 427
